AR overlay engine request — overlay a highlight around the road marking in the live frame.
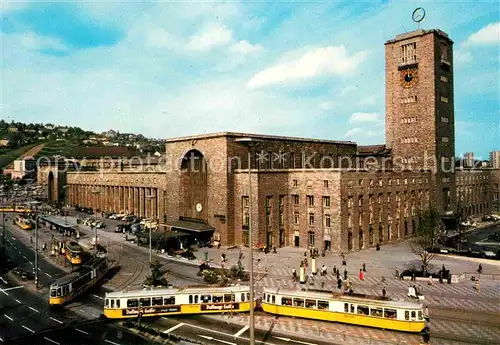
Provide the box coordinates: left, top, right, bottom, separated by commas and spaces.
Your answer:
273, 336, 318, 345
44, 337, 60, 345
4, 314, 13, 321
233, 325, 249, 337
29, 306, 40, 313
0, 289, 7, 296
23, 255, 26, 259
0, 277, 6, 284
4, 286, 23, 291
22, 325, 35, 333
92, 294, 104, 299
45, 272, 52, 277
163, 323, 185, 334
37, 268, 41, 271
29, 261, 33, 265
15, 299, 21, 304
199, 335, 236, 345
50, 317, 63, 324
0, 335, 3, 342
75, 328, 90, 335
104, 340, 121, 345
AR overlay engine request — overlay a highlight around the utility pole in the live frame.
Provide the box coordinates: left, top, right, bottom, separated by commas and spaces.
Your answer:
34, 212, 39, 289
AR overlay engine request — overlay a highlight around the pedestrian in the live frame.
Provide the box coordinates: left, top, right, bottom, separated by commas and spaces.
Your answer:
321, 264, 327, 276
359, 269, 364, 281
477, 264, 482, 274
336, 270, 340, 279
474, 279, 480, 292
362, 262, 366, 272
309, 272, 314, 285
238, 250, 243, 261
221, 253, 226, 263
333, 265, 337, 274
292, 267, 297, 281
342, 259, 346, 266
344, 269, 348, 280
382, 287, 386, 297
337, 277, 342, 289
217, 242, 221, 249
424, 305, 429, 318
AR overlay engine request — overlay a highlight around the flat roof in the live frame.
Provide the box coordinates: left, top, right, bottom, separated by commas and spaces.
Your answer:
165, 131, 356, 146
385, 28, 453, 44
105, 285, 250, 298
40, 215, 76, 229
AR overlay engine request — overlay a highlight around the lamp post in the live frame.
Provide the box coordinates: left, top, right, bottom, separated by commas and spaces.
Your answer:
235, 137, 262, 345
34, 209, 39, 289
90, 189, 100, 255
145, 193, 156, 263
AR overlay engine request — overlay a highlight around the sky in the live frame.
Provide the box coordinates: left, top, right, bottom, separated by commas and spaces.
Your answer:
1, 0, 499, 159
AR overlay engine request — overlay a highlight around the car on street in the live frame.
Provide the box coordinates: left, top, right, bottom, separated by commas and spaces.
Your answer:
95, 221, 106, 229
12, 267, 34, 281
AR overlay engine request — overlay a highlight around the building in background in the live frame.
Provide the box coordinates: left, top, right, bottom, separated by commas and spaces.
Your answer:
489, 150, 500, 168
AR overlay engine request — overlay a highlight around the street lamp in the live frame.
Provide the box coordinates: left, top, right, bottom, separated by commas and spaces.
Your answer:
145, 193, 156, 264
235, 137, 263, 345
90, 188, 100, 255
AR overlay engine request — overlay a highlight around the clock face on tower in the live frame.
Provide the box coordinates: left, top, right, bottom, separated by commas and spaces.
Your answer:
401, 68, 418, 88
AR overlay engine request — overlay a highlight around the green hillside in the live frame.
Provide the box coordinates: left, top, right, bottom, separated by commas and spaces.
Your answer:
34, 140, 80, 158
0, 143, 39, 168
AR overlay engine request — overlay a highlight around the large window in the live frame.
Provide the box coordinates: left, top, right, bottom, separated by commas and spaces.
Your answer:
307, 195, 314, 207
357, 305, 369, 315
308, 231, 315, 247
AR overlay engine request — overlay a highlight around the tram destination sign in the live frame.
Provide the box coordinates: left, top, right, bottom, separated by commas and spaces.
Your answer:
200, 303, 240, 311
122, 305, 181, 316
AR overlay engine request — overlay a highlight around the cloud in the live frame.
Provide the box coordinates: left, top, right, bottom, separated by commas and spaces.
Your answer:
318, 101, 335, 111
465, 22, 500, 46
187, 23, 233, 51
230, 40, 263, 56
455, 50, 473, 64
349, 112, 379, 123
344, 128, 362, 137
247, 46, 369, 89
7, 32, 68, 53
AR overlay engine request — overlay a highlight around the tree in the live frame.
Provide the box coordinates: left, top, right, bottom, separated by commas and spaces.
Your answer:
408, 208, 442, 275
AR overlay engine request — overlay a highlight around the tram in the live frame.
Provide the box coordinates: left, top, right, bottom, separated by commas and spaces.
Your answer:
261, 288, 425, 333
64, 241, 83, 265
49, 256, 108, 306
14, 215, 34, 230
103, 285, 251, 319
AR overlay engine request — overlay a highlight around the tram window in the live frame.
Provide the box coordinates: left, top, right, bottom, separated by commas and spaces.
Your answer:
405, 311, 409, 320
241, 294, 245, 302
418, 311, 423, 320
105, 299, 109, 307
140, 298, 151, 307
51, 289, 57, 298
63, 286, 69, 295
57, 288, 62, 297
357, 305, 369, 315
411, 311, 416, 319
267, 295, 270, 302
350, 304, 355, 313
189, 295, 193, 304
384, 308, 397, 319
111, 300, 115, 308
152, 297, 163, 306
116, 300, 120, 308
371, 308, 383, 317
247, 293, 250, 300
344, 303, 349, 313
305, 299, 317, 309
224, 294, 232, 302
164, 297, 175, 305
282, 297, 292, 306
293, 298, 304, 307
272, 295, 275, 304
213, 295, 223, 303
318, 301, 329, 310
201, 295, 212, 303
194, 295, 198, 304
127, 299, 138, 308
262, 293, 266, 300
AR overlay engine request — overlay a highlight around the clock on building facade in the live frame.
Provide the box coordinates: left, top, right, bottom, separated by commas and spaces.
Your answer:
401, 67, 418, 88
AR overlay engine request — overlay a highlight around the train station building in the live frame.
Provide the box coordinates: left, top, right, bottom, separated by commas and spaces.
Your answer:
37, 28, 500, 253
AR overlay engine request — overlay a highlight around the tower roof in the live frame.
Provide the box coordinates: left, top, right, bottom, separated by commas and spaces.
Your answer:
385, 29, 453, 45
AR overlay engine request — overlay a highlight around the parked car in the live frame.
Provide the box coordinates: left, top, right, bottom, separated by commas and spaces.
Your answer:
95, 221, 106, 229
12, 267, 34, 281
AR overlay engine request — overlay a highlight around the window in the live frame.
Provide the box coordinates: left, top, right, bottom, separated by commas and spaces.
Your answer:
440, 75, 448, 83
152, 297, 163, 306
116, 300, 120, 308
294, 212, 300, 224
379, 179, 383, 187
307, 195, 314, 207
400, 42, 417, 65
358, 196, 363, 207
347, 196, 353, 208
282, 297, 292, 306
293, 298, 304, 307
344, 303, 349, 313
164, 296, 175, 305
140, 298, 151, 307
127, 299, 138, 308
241, 293, 246, 302
323, 196, 330, 207
357, 305, 369, 315
201, 295, 212, 303
224, 294, 233, 302
405, 311, 410, 320
388, 178, 392, 186
318, 301, 329, 310
348, 213, 352, 228
441, 116, 449, 123
378, 193, 382, 204
323, 180, 329, 188
293, 195, 299, 205
359, 179, 363, 186
442, 136, 449, 143
213, 295, 223, 303
308, 231, 315, 246
293, 179, 298, 187
440, 96, 449, 103
305, 299, 317, 309
384, 308, 397, 319
111, 300, 115, 308
371, 307, 383, 317
309, 213, 314, 225
325, 214, 331, 227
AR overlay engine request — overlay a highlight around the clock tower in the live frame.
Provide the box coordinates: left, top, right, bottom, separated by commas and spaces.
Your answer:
385, 29, 456, 214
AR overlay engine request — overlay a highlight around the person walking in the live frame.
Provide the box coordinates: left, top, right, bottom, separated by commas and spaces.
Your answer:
382, 287, 386, 297
359, 268, 364, 281
477, 264, 482, 274
344, 269, 348, 281
333, 265, 337, 274
321, 264, 327, 276
362, 262, 366, 272
292, 267, 297, 281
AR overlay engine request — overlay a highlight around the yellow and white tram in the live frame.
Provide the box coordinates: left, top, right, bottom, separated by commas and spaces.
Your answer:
15, 216, 34, 230
104, 285, 251, 319
262, 288, 426, 333
64, 241, 83, 265
49, 256, 108, 306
